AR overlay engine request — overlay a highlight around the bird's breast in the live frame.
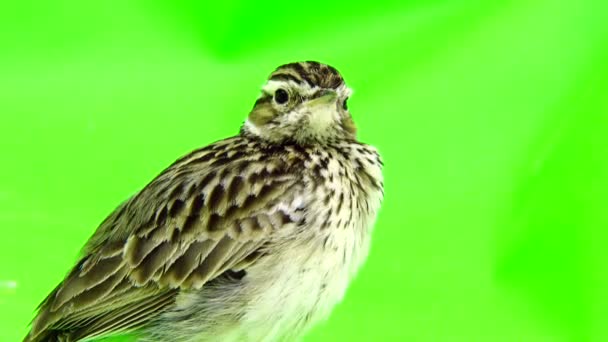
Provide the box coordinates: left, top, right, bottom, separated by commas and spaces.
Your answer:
237, 143, 383, 341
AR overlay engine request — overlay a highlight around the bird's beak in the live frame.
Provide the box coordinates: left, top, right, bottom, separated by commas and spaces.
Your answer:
306, 90, 338, 108
301, 90, 340, 134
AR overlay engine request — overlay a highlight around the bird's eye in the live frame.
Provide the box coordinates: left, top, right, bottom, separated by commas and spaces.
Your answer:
274, 89, 289, 104
342, 97, 349, 110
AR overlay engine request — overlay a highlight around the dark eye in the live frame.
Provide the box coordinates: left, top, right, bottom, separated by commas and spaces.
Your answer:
342, 97, 349, 110
274, 89, 289, 104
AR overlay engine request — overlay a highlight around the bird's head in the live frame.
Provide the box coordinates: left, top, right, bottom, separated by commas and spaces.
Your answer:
241, 61, 356, 144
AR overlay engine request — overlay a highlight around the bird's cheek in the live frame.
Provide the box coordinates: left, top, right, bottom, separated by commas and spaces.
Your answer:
249, 105, 277, 126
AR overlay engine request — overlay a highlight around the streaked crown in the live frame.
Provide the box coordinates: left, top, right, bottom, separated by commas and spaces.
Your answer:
242, 61, 356, 144
270, 61, 345, 90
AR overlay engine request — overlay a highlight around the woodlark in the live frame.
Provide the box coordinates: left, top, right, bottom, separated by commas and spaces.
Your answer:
25, 61, 384, 342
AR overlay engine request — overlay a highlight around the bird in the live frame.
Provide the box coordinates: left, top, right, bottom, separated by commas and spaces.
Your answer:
24, 61, 384, 342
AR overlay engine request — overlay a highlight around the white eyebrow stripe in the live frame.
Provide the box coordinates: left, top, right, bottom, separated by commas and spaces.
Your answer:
340, 86, 353, 98
263, 80, 319, 97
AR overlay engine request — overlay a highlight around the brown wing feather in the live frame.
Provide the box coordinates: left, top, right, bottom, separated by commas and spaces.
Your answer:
25, 137, 305, 342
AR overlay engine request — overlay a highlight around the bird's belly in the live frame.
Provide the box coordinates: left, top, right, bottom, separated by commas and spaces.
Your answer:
238, 225, 371, 342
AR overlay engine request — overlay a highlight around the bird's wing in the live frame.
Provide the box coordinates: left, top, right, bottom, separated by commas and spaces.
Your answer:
26, 137, 306, 341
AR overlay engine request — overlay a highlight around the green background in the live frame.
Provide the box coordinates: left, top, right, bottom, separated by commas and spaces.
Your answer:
1, 0, 607, 341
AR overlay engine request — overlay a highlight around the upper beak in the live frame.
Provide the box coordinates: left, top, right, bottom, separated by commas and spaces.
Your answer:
307, 90, 338, 107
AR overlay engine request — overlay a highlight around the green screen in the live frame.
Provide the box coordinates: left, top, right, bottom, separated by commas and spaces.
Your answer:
1, 1, 607, 341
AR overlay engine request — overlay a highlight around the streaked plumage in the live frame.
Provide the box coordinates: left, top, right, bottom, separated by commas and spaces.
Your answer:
25, 61, 384, 342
